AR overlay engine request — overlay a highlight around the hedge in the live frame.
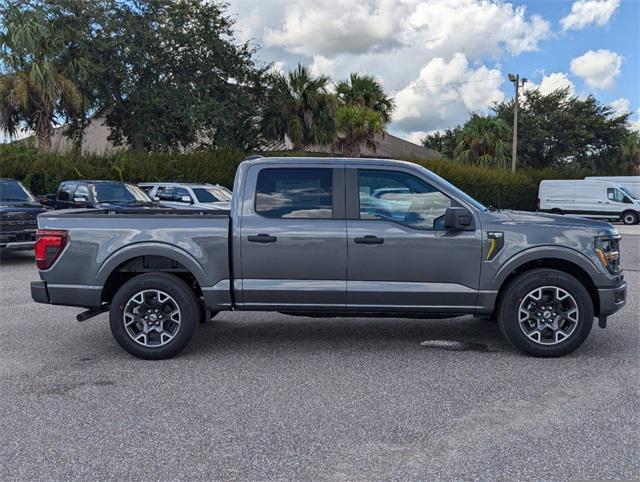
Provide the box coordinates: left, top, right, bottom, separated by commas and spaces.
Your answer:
0, 143, 589, 211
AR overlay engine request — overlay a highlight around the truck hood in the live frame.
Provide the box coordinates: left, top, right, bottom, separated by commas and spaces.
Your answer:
485, 209, 618, 236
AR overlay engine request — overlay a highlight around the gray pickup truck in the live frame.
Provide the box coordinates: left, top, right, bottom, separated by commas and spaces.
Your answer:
31, 157, 627, 359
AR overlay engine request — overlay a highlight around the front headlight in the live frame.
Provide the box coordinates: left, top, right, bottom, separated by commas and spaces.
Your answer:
595, 236, 621, 273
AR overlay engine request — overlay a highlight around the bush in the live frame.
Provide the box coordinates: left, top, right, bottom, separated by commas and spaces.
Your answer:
0, 143, 590, 210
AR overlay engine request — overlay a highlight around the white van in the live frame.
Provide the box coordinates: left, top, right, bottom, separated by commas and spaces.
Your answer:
538, 179, 640, 224
585, 176, 640, 199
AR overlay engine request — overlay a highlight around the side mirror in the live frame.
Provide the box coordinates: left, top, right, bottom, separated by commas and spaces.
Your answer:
444, 207, 472, 230
180, 195, 192, 204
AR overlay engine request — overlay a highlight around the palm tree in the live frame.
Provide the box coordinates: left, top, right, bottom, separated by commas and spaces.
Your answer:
0, 6, 84, 152
260, 64, 337, 150
333, 105, 384, 157
454, 114, 512, 168
336, 73, 395, 123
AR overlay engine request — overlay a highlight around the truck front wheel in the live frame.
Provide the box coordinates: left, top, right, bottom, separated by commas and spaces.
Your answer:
109, 273, 200, 359
498, 269, 593, 357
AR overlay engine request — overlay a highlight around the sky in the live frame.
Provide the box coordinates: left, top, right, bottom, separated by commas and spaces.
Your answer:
227, 0, 640, 144
2, 0, 638, 145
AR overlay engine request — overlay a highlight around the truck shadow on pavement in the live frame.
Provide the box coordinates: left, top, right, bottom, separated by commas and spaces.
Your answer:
187, 315, 510, 356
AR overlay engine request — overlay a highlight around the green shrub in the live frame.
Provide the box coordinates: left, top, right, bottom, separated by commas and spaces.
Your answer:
0, 143, 592, 211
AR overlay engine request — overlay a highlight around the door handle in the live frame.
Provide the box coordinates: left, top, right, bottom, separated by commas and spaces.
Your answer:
354, 235, 383, 244
248, 233, 277, 243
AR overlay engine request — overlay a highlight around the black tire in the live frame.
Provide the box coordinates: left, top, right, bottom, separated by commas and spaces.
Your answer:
498, 269, 593, 357
621, 210, 639, 225
109, 273, 200, 359
550, 208, 563, 215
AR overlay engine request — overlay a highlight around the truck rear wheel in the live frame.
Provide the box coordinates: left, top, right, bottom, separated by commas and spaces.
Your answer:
498, 269, 593, 357
109, 273, 200, 359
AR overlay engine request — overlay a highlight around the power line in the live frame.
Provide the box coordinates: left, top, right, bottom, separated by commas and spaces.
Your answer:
386, 74, 502, 94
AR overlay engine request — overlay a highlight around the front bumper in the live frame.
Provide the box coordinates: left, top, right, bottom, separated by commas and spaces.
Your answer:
598, 280, 627, 316
0, 229, 36, 250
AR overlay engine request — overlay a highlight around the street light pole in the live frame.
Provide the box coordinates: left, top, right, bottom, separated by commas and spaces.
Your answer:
508, 73, 527, 172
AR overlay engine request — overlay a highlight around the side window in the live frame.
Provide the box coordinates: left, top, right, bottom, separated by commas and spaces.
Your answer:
358, 170, 452, 230
255, 168, 333, 219
157, 187, 175, 201
74, 184, 90, 201
174, 187, 191, 202
607, 188, 625, 203
58, 183, 76, 202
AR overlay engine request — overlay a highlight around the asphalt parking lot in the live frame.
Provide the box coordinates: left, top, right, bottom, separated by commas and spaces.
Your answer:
1, 231, 638, 480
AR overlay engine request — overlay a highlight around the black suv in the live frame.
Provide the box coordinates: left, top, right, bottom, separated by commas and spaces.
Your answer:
0, 179, 46, 251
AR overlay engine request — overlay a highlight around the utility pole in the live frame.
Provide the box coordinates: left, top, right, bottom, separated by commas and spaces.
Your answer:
508, 73, 527, 172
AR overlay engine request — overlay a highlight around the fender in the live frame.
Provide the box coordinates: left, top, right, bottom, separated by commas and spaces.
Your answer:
489, 245, 608, 289
96, 241, 212, 288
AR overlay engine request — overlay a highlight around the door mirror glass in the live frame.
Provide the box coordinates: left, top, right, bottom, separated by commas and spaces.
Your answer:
180, 195, 192, 203
444, 207, 472, 230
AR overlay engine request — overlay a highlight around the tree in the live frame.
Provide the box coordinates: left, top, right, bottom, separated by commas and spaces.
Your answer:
333, 105, 384, 157
0, 3, 84, 152
261, 64, 337, 150
50, 0, 269, 152
454, 114, 512, 168
336, 73, 395, 123
422, 128, 460, 159
493, 87, 630, 171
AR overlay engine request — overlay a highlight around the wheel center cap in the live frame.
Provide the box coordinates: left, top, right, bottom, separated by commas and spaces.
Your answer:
149, 313, 158, 322
543, 311, 551, 319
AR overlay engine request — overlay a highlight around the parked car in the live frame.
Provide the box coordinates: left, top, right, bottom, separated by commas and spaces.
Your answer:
138, 182, 231, 210
31, 157, 627, 359
41, 180, 158, 210
538, 179, 640, 225
0, 178, 46, 251
585, 176, 640, 199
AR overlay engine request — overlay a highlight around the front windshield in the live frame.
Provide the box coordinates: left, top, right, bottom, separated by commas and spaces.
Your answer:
415, 165, 487, 211
620, 186, 637, 200
193, 187, 232, 203
0, 180, 37, 202
92, 183, 152, 204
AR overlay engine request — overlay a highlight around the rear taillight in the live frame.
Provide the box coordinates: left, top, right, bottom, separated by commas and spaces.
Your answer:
35, 229, 68, 270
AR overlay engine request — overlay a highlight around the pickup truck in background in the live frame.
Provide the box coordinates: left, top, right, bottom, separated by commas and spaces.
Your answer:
139, 182, 231, 210
40, 180, 158, 210
31, 157, 627, 359
0, 178, 46, 251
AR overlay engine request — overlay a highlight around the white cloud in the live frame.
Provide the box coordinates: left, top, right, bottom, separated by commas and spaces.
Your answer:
525, 72, 576, 96
560, 0, 619, 31
570, 49, 623, 89
265, 0, 401, 57
227, 0, 552, 141
263, 0, 550, 61
393, 53, 504, 133
609, 98, 630, 117
407, 0, 551, 58
630, 108, 640, 132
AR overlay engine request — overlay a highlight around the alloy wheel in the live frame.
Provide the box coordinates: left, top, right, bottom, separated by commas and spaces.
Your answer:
518, 286, 579, 345
123, 289, 181, 347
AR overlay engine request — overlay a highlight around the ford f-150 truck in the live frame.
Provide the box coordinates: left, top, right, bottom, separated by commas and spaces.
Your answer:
31, 157, 627, 359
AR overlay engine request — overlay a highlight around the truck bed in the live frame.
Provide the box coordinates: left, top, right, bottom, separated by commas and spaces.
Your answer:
36, 208, 231, 309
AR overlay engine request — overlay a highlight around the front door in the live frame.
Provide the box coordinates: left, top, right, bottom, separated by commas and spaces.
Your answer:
239, 165, 347, 310
346, 167, 482, 313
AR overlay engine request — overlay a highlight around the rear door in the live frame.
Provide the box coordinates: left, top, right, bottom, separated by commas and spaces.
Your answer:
238, 164, 347, 310
345, 166, 482, 313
